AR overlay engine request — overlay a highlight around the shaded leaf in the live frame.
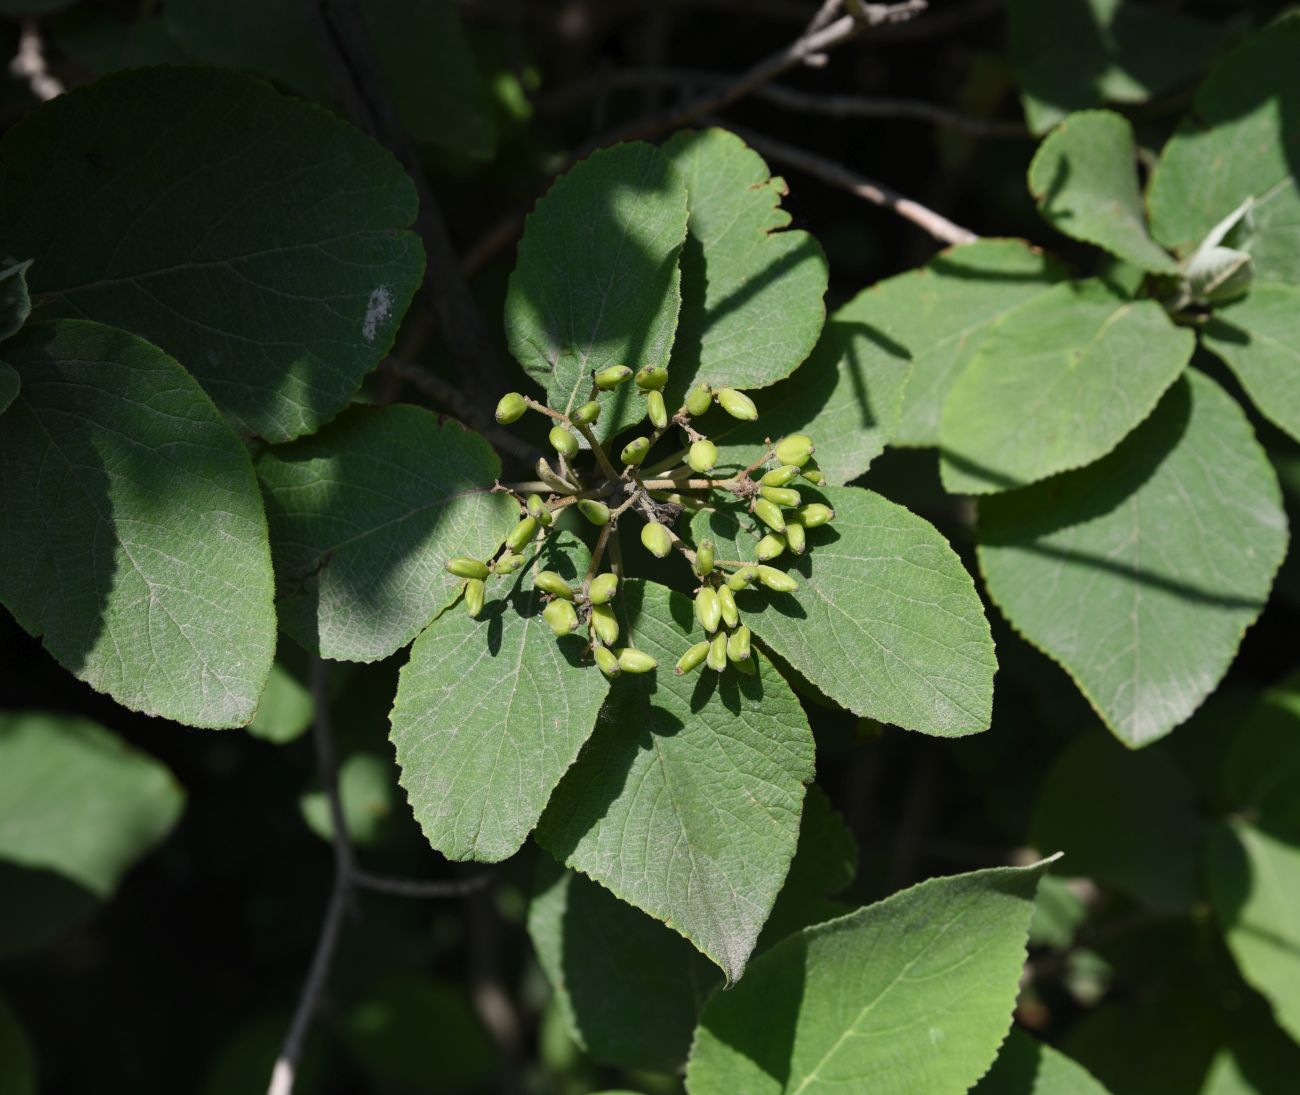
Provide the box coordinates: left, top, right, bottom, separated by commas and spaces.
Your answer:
0, 258, 32, 342
505, 142, 689, 439
1201, 1030, 1300, 1095
0, 321, 277, 728
940, 279, 1194, 494
692, 485, 996, 736
390, 534, 609, 863
979, 371, 1288, 746
1028, 110, 1176, 273
1148, 20, 1300, 284
536, 579, 815, 982
662, 128, 828, 401
1203, 284, 1300, 444
300, 752, 399, 848
257, 405, 516, 663
973, 1029, 1110, 1095
1222, 670, 1300, 836
246, 660, 313, 745
685, 860, 1054, 1095
0, 66, 423, 442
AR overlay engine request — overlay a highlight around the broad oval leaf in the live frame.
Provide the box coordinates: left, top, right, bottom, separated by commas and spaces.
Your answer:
505, 142, 689, 439
1028, 110, 1176, 273
1148, 20, 1300, 284
684, 860, 1055, 1095
973, 1029, 1111, 1095
888, 240, 1067, 447
0, 66, 424, 442
1203, 284, 1300, 444
692, 485, 996, 736
979, 371, 1288, 746
0, 320, 277, 728
939, 279, 1195, 494
536, 579, 815, 982
662, 128, 828, 402
1208, 820, 1300, 1043
257, 405, 516, 663
389, 534, 609, 863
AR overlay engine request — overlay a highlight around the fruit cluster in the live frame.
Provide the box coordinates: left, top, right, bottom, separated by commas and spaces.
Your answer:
444, 363, 834, 679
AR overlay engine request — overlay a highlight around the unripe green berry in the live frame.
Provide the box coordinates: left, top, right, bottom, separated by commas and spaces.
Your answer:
526, 495, 550, 526
447, 556, 490, 580
676, 641, 710, 676
594, 645, 621, 678
535, 570, 575, 599
798, 502, 835, 528
591, 603, 620, 646
800, 460, 825, 485
464, 578, 485, 619
617, 646, 658, 673
688, 439, 718, 474
753, 497, 786, 533
784, 519, 806, 555
756, 565, 799, 593
505, 516, 538, 551
588, 573, 618, 605
717, 388, 758, 421
756, 533, 786, 561
495, 392, 527, 424
635, 365, 669, 391
694, 539, 715, 577
549, 425, 579, 458
578, 499, 611, 526
641, 521, 673, 558
493, 552, 526, 575
572, 400, 602, 426
621, 436, 651, 466
718, 585, 739, 628
762, 464, 801, 487
727, 625, 751, 663
542, 598, 579, 636
646, 390, 668, 430
707, 630, 729, 672
695, 587, 722, 633
760, 485, 802, 509
685, 383, 713, 417
594, 365, 633, 390
774, 434, 815, 467
726, 565, 758, 590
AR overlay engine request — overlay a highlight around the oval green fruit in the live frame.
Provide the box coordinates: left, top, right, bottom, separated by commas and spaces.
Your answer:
718, 584, 739, 628
646, 390, 668, 429
760, 485, 801, 508
717, 388, 758, 421
727, 625, 751, 663
505, 516, 538, 551
542, 598, 579, 636
572, 400, 602, 426
641, 521, 673, 558
753, 498, 786, 533
685, 383, 713, 417
535, 570, 575, 599
707, 629, 729, 672
756, 565, 798, 593
695, 586, 722, 633
588, 573, 618, 604
694, 538, 715, 576
590, 603, 620, 645
784, 520, 806, 555
495, 392, 527, 424
675, 641, 710, 675
549, 425, 579, 458
594, 645, 621, 678
688, 439, 718, 474
798, 502, 835, 528
635, 365, 669, 391
621, 436, 651, 466
464, 577, 485, 619
761, 464, 801, 487
756, 533, 786, 561
594, 365, 633, 390
446, 556, 490, 580
578, 499, 611, 526
774, 434, 814, 467
617, 646, 657, 673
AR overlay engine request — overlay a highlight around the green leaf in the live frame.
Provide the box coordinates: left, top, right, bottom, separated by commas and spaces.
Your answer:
300, 752, 399, 848
1222, 671, 1300, 835
939, 280, 1194, 494
1148, 19, 1300, 284
0, 995, 36, 1095
973, 1029, 1111, 1095
1028, 111, 1177, 273
661, 128, 828, 401
708, 286, 912, 486
1201, 1031, 1300, 1095
0, 258, 32, 342
889, 240, 1068, 447
505, 142, 689, 438
684, 860, 1055, 1095
0, 321, 277, 728
1030, 732, 1202, 913
536, 579, 815, 982
0, 710, 184, 898
0, 66, 423, 442
257, 405, 516, 662
528, 863, 722, 1073
246, 660, 313, 745
691, 485, 996, 737
1208, 820, 1300, 1043
979, 371, 1288, 746
390, 534, 609, 863
1008, 0, 1222, 135
0, 361, 17, 416
1203, 285, 1300, 444
1028, 874, 1087, 949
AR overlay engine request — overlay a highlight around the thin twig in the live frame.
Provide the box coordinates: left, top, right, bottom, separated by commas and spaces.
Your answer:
719, 123, 978, 245
10, 20, 63, 101
353, 869, 493, 899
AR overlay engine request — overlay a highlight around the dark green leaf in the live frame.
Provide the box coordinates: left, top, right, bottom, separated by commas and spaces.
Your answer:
0, 258, 32, 342
1222, 671, 1300, 835
0, 66, 424, 442
973, 1029, 1110, 1095
257, 405, 516, 662
537, 580, 815, 982
685, 860, 1055, 1095
0, 321, 277, 728
1203, 285, 1300, 444
979, 372, 1288, 746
